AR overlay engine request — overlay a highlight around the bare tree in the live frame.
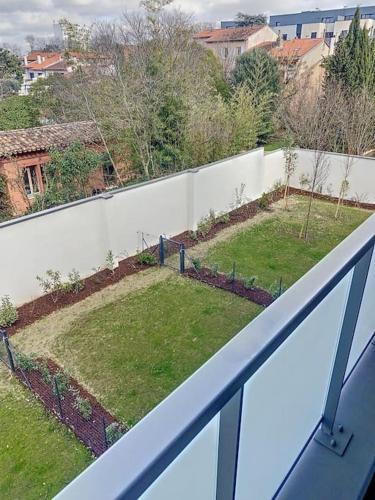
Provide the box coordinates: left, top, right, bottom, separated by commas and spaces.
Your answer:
282, 140, 297, 209
281, 82, 335, 240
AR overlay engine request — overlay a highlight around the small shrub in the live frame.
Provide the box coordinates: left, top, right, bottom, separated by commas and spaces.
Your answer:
137, 251, 158, 266
242, 276, 257, 290
197, 217, 213, 238
189, 230, 198, 241
210, 263, 219, 277
269, 280, 288, 300
67, 269, 84, 294
106, 250, 116, 274
226, 263, 237, 283
216, 212, 230, 224
52, 370, 70, 398
15, 352, 38, 372
73, 394, 92, 420
0, 295, 18, 327
192, 258, 202, 272
37, 360, 52, 384
91, 266, 103, 284
36, 270, 62, 302
258, 192, 270, 210
105, 422, 126, 446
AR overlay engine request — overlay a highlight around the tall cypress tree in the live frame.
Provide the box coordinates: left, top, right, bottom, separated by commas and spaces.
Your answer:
324, 7, 375, 94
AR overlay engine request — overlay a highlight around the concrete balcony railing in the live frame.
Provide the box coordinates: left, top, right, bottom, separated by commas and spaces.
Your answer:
53, 214, 374, 499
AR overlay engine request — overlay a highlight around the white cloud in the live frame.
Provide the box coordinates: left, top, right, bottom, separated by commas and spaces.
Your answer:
1, 0, 375, 50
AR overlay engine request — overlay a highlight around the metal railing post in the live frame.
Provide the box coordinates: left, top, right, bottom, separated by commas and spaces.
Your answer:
315, 245, 374, 456
216, 387, 243, 500
159, 235, 165, 266
0, 329, 15, 372
179, 244, 185, 274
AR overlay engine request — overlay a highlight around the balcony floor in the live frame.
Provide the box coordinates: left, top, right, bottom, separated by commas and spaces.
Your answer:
277, 336, 375, 500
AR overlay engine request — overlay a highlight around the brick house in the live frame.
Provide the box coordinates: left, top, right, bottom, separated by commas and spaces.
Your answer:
0, 121, 107, 215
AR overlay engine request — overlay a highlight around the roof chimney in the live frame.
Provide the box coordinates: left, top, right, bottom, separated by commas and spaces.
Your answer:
37, 55, 42, 64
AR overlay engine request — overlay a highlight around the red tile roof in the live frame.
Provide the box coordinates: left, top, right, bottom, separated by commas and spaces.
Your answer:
270, 38, 325, 59
195, 26, 265, 43
0, 121, 100, 157
26, 54, 63, 71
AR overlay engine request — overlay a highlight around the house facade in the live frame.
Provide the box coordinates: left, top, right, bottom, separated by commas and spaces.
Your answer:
0, 121, 106, 215
270, 38, 329, 87
194, 25, 278, 71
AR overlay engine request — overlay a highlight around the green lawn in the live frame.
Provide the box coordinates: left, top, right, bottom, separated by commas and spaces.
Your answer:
53, 277, 261, 426
204, 197, 371, 290
264, 140, 285, 152
0, 369, 92, 500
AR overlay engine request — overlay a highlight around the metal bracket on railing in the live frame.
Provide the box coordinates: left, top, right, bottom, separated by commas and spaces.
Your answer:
314, 423, 353, 456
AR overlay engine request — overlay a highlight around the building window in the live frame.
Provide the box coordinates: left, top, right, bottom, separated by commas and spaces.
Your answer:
236, 46, 242, 55
275, 22, 280, 27
322, 16, 334, 23
361, 14, 373, 19
325, 32, 334, 38
23, 166, 39, 197
311, 32, 317, 39
29, 72, 34, 80
282, 34, 288, 40
344, 15, 354, 21
224, 47, 229, 58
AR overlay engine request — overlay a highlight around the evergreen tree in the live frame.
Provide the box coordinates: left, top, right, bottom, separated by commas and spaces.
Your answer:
324, 7, 375, 94
232, 49, 280, 141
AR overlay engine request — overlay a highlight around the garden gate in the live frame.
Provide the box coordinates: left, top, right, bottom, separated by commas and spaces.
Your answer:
159, 235, 185, 273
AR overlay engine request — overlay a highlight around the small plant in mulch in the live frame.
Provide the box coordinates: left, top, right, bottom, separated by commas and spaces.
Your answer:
192, 258, 202, 272
269, 279, 288, 300
242, 276, 257, 290
258, 192, 271, 211
36, 270, 63, 303
216, 212, 230, 224
37, 359, 52, 384
210, 263, 219, 277
106, 250, 116, 275
105, 422, 126, 446
0, 295, 18, 327
189, 230, 198, 241
52, 370, 70, 398
66, 269, 85, 294
15, 352, 38, 372
226, 263, 237, 283
136, 251, 158, 266
72, 391, 93, 420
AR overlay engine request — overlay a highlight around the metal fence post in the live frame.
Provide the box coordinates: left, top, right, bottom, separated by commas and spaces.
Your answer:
0, 329, 15, 372
315, 245, 374, 456
102, 417, 108, 450
159, 235, 165, 266
179, 244, 185, 274
54, 376, 64, 420
216, 387, 243, 500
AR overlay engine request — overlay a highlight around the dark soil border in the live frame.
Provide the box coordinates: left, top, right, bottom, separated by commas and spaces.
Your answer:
15, 358, 120, 456
8, 187, 374, 336
184, 267, 274, 307
288, 187, 375, 211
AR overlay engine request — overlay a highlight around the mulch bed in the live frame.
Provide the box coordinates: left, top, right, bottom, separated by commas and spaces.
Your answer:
184, 267, 274, 307
15, 358, 119, 456
288, 187, 375, 211
8, 188, 284, 336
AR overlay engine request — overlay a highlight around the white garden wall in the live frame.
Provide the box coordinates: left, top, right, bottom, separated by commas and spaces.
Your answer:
0, 147, 374, 305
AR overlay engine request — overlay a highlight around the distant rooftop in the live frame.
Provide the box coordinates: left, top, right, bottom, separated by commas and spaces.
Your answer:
0, 121, 99, 157
195, 25, 265, 43
270, 38, 326, 59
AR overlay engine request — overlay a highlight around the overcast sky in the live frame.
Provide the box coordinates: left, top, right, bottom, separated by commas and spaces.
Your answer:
1, 0, 375, 50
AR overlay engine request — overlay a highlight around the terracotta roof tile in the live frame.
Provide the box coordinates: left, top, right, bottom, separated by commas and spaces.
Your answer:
0, 121, 100, 157
270, 38, 325, 59
195, 26, 264, 43
26, 54, 63, 71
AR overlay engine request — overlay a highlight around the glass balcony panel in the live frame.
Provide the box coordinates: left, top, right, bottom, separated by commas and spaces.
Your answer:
235, 270, 353, 500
